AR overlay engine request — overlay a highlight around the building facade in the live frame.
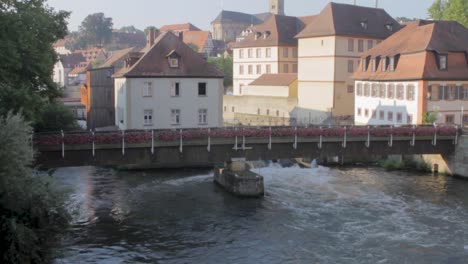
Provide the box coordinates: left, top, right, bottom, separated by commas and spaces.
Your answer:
113, 32, 224, 130
353, 20, 468, 126
295, 3, 401, 124
232, 15, 304, 95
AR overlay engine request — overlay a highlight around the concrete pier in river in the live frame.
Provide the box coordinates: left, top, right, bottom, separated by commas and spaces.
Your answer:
214, 158, 264, 197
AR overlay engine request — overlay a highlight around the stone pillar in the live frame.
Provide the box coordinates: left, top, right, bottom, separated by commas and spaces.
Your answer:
214, 158, 264, 197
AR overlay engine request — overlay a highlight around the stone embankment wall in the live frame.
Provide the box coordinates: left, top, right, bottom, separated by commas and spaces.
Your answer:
423, 135, 468, 179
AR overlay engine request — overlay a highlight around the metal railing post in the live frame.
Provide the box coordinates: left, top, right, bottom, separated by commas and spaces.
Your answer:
268, 126, 272, 150
293, 127, 298, 150
207, 128, 211, 152
432, 124, 438, 146
411, 125, 416, 147
388, 126, 393, 147
92, 130, 95, 157
342, 126, 347, 148
122, 130, 125, 156
318, 126, 323, 149
151, 130, 154, 155
179, 129, 183, 153
242, 128, 246, 150
61, 130, 65, 158
365, 126, 370, 148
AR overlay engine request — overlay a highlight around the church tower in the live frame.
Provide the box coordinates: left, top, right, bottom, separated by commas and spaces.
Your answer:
269, 0, 285, 15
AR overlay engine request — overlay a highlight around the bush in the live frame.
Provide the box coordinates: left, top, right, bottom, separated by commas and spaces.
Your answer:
34, 101, 79, 132
0, 113, 70, 263
379, 157, 431, 172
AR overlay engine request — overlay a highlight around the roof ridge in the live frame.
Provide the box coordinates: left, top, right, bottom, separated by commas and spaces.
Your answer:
125, 32, 168, 75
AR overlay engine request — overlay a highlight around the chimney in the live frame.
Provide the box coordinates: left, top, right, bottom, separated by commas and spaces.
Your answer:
146, 28, 157, 47
178, 31, 184, 41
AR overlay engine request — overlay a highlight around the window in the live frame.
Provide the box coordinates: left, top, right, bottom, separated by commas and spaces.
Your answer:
144, 109, 153, 126
357, 83, 363, 96
380, 84, 386, 98
447, 85, 458, 100
463, 115, 468, 125
169, 58, 179, 68
348, 39, 354, 52
266, 64, 271, 73
239, 65, 244, 75
397, 112, 403, 123
445, 115, 454, 124
171, 82, 180, 97
224, 106, 227, 112
248, 49, 253, 58
276, 110, 280, 117
256, 48, 261, 58
266, 109, 270, 115
462, 86, 468, 100
198, 109, 207, 124
284, 64, 289, 73
389, 57, 395, 72
406, 85, 415, 101
256, 64, 262, 74
439, 55, 447, 70
266, 48, 271, 58
257, 108, 261, 115
357, 108, 362, 116
171, 109, 180, 125
382, 57, 387, 72
372, 110, 376, 119
143, 82, 152, 97
388, 112, 394, 122
198, 82, 207, 96
232, 106, 235, 112
364, 83, 370, 97
347, 85, 354, 93
248, 65, 253, 74
371, 84, 379, 97
364, 109, 369, 117
440, 85, 447, 100
239, 84, 244, 95
239, 49, 244, 59
396, 84, 404, 100
348, 60, 354, 73
407, 114, 413, 124
379, 110, 385, 120
367, 40, 373, 50
283, 48, 289, 58
292, 64, 298, 73
372, 59, 377, 72
358, 40, 364, 52
292, 48, 298, 58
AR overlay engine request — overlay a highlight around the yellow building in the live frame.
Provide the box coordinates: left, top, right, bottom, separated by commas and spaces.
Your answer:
295, 3, 402, 124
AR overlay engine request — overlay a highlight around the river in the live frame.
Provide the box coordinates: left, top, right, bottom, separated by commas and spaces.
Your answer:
52, 164, 468, 264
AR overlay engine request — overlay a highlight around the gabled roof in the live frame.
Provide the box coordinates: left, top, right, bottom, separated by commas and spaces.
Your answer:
233, 15, 306, 48
114, 32, 223, 78
249, 74, 297, 86
361, 20, 468, 57
69, 61, 91, 75
160, 23, 201, 32
212, 10, 263, 25
60, 53, 86, 68
353, 20, 468, 81
183, 31, 211, 52
296, 2, 402, 39
99, 47, 136, 69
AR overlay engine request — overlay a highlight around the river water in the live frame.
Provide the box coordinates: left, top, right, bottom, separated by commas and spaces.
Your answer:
52, 164, 468, 264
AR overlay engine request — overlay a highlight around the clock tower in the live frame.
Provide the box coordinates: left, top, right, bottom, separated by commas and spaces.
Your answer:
269, 0, 285, 15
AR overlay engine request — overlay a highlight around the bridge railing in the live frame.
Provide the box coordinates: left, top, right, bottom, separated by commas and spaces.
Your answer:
33, 125, 461, 147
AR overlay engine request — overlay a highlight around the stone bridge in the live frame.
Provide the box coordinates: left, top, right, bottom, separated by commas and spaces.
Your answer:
33, 125, 464, 173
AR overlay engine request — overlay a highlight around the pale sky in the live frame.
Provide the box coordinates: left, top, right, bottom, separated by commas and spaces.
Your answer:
46, 0, 435, 32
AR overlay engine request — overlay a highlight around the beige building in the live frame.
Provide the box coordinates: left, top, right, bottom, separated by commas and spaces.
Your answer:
295, 3, 401, 124
232, 15, 306, 95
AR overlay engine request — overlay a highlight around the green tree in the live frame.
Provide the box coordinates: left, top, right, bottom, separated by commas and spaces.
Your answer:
428, 0, 445, 20
119, 25, 143, 34
207, 56, 233, 88
443, 0, 468, 27
0, 113, 69, 263
428, 0, 468, 27
144, 26, 159, 35
79, 12, 113, 47
0, 0, 69, 122
423, 111, 439, 124
34, 101, 79, 132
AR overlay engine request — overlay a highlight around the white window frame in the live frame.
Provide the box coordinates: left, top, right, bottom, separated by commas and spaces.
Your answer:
266, 48, 271, 58
144, 109, 153, 126
143, 82, 153, 97
198, 109, 208, 124
171, 109, 180, 125
171, 82, 180, 97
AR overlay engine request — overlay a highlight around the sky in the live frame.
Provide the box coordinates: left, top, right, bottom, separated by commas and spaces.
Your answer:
46, 0, 435, 32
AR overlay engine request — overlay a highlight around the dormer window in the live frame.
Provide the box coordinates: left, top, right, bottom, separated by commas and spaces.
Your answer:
382, 57, 387, 72
362, 58, 367, 72
389, 56, 395, 72
385, 23, 394, 31
166, 50, 180, 68
372, 58, 377, 72
361, 20, 368, 30
263, 31, 271, 39
255, 32, 262, 40
439, 54, 448, 71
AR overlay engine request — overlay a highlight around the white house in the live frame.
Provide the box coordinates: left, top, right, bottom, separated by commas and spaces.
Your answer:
113, 32, 224, 130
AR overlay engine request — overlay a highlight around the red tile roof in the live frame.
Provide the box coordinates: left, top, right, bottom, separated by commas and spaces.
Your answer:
160, 23, 201, 32
114, 32, 223, 78
233, 15, 306, 48
182, 31, 211, 52
100, 47, 136, 69
69, 61, 91, 75
249, 74, 297, 86
60, 53, 86, 68
353, 20, 468, 81
296, 2, 401, 39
